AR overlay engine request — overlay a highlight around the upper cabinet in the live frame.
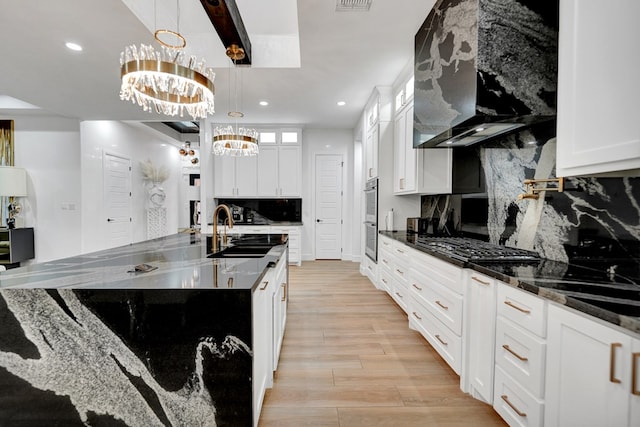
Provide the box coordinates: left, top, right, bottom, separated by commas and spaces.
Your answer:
392, 67, 455, 195
257, 129, 302, 197
556, 0, 640, 176
364, 87, 392, 180
214, 128, 302, 198
214, 154, 258, 197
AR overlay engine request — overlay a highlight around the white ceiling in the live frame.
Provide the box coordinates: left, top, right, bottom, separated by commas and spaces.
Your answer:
0, 0, 435, 129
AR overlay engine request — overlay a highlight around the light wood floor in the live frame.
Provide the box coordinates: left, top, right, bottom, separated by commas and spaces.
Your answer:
259, 261, 506, 426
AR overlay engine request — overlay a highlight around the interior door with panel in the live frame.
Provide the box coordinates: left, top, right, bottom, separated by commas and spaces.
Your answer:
103, 152, 131, 248
314, 154, 343, 259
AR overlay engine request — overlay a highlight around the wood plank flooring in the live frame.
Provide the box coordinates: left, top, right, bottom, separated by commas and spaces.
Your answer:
259, 261, 506, 426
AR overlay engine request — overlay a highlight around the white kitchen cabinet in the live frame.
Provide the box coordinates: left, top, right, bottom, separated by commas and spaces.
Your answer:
257, 143, 301, 197
408, 245, 465, 375
544, 303, 639, 427
463, 272, 497, 404
556, 0, 640, 176
230, 225, 301, 266
393, 102, 418, 194
271, 250, 288, 371
364, 87, 392, 180
252, 268, 274, 424
214, 155, 258, 197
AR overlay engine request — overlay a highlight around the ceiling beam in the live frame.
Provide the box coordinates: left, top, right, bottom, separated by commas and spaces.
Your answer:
199, 0, 252, 65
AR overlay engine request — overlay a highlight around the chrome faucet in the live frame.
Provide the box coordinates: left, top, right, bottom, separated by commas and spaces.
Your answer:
212, 204, 234, 253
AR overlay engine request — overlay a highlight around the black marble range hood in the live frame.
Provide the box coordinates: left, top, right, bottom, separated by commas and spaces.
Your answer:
413, 0, 559, 148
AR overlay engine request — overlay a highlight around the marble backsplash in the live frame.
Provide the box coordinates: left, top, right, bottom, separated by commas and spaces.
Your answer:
421, 128, 640, 271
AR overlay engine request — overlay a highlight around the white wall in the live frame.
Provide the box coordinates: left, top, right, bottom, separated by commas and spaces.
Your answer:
301, 128, 358, 261
5, 115, 82, 263
81, 121, 182, 254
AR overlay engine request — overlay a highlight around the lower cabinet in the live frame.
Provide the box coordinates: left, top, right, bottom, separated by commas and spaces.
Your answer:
253, 252, 288, 426
463, 272, 497, 404
252, 271, 273, 424
545, 303, 640, 427
232, 225, 302, 266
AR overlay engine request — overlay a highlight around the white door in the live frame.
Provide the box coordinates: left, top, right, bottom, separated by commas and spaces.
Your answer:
104, 153, 132, 248
315, 154, 343, 259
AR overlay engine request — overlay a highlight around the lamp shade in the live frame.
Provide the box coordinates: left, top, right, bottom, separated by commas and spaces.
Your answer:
0, 166, 27, 197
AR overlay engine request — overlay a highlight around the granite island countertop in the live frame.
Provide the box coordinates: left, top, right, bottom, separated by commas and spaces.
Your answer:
380, 231, 640, 335
0, 232, 288, 291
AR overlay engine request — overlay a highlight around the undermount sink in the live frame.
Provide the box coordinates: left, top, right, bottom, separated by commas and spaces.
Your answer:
207, 244, 273, 259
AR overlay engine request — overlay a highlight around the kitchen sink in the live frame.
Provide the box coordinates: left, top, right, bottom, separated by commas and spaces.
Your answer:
207, 244, 273, 259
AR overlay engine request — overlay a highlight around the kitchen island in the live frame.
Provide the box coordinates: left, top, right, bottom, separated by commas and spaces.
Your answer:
0, 232, 288, 427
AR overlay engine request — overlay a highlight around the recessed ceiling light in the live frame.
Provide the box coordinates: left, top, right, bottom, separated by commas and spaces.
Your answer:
65, 42, 83, 51
259, 101, 269, 106
337, 101, 346, 106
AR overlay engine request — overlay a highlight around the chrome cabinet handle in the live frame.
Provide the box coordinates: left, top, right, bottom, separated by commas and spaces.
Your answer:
412, 311, 422, 320
412, 283, 422, 291
395, 292, 403, 299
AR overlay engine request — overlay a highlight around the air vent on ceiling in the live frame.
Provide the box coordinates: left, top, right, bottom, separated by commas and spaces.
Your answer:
336, 0, 372, 12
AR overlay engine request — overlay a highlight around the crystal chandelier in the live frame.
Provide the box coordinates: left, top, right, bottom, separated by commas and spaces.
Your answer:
119, 1, 215, 119
212, 45, 259, 156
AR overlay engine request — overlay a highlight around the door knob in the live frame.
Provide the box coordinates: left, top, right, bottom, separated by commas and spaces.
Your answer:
107, 218, 115, 222
316, 219, 321, 223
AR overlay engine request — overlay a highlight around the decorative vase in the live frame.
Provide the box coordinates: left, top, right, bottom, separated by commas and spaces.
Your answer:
148, 182, 166, 208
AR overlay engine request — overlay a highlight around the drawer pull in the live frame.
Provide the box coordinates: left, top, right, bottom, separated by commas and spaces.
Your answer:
281, 283, 287, 302
632, 352, 640, 396
259, 281, 269, 291
412, 283, 423, 291
435, 334, 448, 346
395, 292, 404, 299
502, 344, 528, 362
382, 278, 388, 284
471, 276, 490, 286
396, 249, 405, 254
412, 311, 422, 320
396, 269, 404, 275
501, 395, 527, 417
383, 259, 389, 264
504, 300, 531, 314
610, 343, 622, 383
435, 300, 449, 310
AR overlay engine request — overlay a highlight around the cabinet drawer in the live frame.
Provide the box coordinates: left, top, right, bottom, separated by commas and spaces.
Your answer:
390, 281, 409, 313
378, 267, 393, 293
413, 252, 464, 294
378, 248, 394, 272
495, 317, 546, 398
379, 235, 393, 251
392, 258, 410, 286
416, 274, 463, 336
409, 298, 462, 375
493, 366, 544, 427
497, 283, 546, 338
392, 241, 411, 264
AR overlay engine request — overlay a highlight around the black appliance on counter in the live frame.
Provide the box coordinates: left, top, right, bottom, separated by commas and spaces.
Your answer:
216, 198, 301, 224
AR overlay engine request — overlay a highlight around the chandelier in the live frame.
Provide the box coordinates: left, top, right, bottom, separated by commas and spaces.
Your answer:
119, 1, 215, 119
212, 44, 259, 156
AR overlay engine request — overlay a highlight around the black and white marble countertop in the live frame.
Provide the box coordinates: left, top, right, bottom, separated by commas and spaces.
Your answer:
0, 232, 287, 291
380, 231, 640, 335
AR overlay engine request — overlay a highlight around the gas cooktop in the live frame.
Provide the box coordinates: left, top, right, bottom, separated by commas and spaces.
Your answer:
415, 236, 541, 263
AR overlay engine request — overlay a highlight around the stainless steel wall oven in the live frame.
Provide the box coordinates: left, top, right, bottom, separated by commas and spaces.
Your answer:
364, 178, 378, 262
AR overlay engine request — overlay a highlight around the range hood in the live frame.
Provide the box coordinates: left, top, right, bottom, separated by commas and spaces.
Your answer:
413, 0, 558, 148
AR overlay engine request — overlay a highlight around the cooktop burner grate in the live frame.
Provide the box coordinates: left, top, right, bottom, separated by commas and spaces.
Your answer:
415, 237, 540, 262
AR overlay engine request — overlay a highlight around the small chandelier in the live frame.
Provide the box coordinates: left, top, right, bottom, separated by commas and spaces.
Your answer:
119, 1, 215, 119
179, 141, 199, 164
212, 44, 259, 156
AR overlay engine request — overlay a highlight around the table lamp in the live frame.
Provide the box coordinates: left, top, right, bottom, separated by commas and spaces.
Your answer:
0, 166, 27, 229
